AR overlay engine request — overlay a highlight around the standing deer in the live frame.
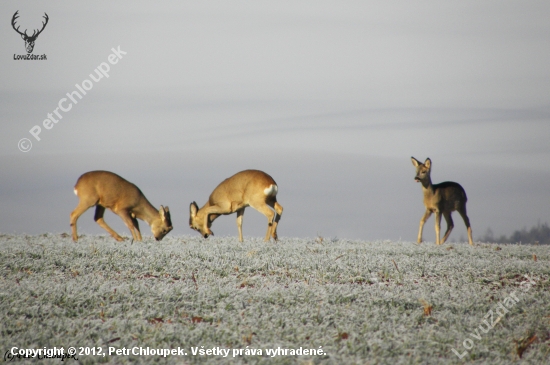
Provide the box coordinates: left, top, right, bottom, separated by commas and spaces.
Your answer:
70, 171, 172, 242
411, 157, 473, 245
11, 11, 49, 54
189, 170, 283, 242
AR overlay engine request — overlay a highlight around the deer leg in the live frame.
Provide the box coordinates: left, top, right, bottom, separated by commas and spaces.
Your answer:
201, 205, 231, 237
441, 212, 454, 244
434, 211, 442, 245
94, 206, 125, 241
131, 214, 142, 241
236, 208, 245, 242
251, 203, 276, 242
458, 207, 473, 245
417, 210, 432, 243
115, 209, 142, 241
70, 202, 94, 242
267, 200, 283, 241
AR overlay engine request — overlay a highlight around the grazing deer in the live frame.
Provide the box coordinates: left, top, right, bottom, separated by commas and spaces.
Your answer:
411, 157, 473, 245
70, 171, 172, 242
189, 170, 283, 242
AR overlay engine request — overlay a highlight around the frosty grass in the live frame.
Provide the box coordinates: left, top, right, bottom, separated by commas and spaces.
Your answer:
1, 234, 549, 364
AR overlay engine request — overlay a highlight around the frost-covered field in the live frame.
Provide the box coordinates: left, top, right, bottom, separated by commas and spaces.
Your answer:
1, 234, 549, 364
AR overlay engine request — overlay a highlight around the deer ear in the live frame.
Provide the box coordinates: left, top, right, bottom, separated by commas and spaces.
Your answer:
424, 158, 431, 169
21, 34, 26, 40
189, 202, 198, 217
159, 205, 166, 218
411, 157, 421, 167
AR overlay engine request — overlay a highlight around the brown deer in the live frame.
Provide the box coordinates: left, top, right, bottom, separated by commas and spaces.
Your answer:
411, 157, 473, 245
70, 171, 172, 242
189, 170, 283, 242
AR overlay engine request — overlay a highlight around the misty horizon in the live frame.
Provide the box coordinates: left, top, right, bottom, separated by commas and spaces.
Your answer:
2, 1, 549, 243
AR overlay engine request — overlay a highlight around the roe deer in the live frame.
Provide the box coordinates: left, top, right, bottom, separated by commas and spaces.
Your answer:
411, 157, 473, 245
70, 171, 172, 242
189, 169, 283, 242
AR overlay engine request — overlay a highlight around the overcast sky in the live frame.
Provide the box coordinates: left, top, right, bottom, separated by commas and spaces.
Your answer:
2, 1, 549, 242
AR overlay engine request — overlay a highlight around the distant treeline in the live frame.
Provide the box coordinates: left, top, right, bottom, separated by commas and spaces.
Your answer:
479, 222, 550, 244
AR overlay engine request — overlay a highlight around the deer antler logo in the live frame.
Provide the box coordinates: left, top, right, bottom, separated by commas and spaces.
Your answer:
12, 11, 49, 54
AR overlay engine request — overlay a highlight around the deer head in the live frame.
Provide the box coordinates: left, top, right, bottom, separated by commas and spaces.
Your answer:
12, 11, 49, 54
151, 206, 173, 241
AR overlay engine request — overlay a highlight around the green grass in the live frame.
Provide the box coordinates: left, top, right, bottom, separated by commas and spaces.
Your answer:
1, 234, 549, 364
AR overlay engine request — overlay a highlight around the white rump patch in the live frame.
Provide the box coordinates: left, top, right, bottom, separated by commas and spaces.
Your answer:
73, 188, 78, 196
264, 184, 278, 196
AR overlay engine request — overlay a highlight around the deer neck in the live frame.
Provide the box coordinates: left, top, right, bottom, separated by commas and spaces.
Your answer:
132, 198, 159, 226
420, 176, 434, 193
196, 202, 212, 223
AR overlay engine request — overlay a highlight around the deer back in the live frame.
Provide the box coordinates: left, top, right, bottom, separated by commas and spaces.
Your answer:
74, 171, 144, 210
208, 169, 278, 207
432, 181, 468, 210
